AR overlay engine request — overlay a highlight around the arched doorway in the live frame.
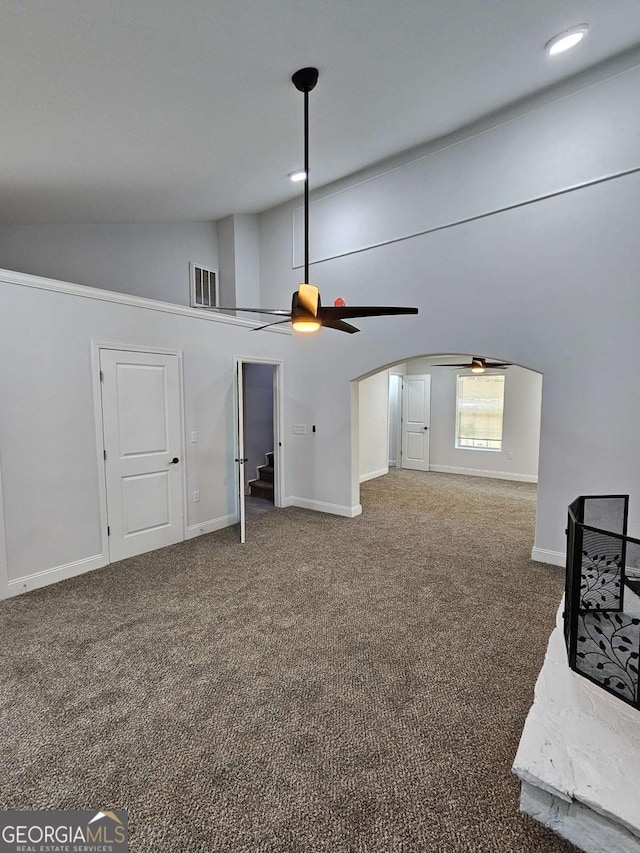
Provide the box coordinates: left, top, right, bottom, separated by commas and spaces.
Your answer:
352, 352, 543, 554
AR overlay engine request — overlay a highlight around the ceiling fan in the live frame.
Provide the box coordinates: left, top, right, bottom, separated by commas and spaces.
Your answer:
210, 67, 418, 334
432, 357, 511, 373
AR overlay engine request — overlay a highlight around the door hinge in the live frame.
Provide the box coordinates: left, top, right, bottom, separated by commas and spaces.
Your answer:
100, 370, 104, 383
107, 526, 110, 536
103, 449, 107, 461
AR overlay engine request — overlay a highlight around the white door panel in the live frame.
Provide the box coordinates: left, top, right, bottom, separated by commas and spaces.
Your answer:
121, 471, 171, 535
406, 431, 425, 461
116, 364, 169, 455
402, 375, 431, 471
100, 349, 184, 561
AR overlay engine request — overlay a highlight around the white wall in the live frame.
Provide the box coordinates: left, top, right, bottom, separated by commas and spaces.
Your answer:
217, 213, 261, 316
234, 214, 261, 311
0, 270, 290, 596
388, 374, 402, 466
216, 216, 236, 309
405, 362, 542, 482
259, 56, 640, 559
358, 370, 389, 482
0, 221, 218, 305
243, 363, 274, 490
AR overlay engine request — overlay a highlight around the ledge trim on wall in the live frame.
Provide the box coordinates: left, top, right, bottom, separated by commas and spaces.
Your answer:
5, 552, 108, 599
359, 467, 389, 484
429, 464, 537, 483
285, 497, 362, 518
292, 59, 640, 269
0, 268, 290, 334
293, 166, 640, 269
531, 547, 565, 567
185, 513, 239, 539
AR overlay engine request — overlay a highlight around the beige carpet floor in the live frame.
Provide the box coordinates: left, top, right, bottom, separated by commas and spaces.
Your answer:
0, 471, 575, 852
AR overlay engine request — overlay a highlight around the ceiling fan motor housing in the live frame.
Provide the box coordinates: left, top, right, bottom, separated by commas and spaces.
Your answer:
292, 283, 320, 320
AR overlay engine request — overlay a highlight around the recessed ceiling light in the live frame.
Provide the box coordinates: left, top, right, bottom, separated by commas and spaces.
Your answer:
545, 24, 589, 56
288, 169, 306, 182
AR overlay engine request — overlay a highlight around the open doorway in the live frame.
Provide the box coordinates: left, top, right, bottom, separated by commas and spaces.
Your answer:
355, 353, 544, 551
234, 357, 284, 543
243, 362, 276, 513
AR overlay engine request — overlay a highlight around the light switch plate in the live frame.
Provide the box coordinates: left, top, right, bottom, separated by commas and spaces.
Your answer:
293, 424, 307, 435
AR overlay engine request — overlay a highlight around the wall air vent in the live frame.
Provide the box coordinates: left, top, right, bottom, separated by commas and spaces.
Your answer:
190, 262, 218, 308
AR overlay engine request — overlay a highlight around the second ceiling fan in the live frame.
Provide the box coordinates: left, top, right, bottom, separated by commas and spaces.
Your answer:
432, 357, 511, 372
212, 67, 418, 334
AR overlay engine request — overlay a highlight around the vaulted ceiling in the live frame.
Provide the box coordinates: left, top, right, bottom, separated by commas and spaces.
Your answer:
2, 0, 640, 223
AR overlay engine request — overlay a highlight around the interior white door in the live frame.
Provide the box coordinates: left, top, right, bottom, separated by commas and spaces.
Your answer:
100, 349, 184, 561
235, 360, 246, 543
401, 374, 431, 471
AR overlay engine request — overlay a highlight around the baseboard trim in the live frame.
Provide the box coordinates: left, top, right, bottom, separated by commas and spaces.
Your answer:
531, 547, 565, 567
430, 464, 537, 483
5, 552, 108, 598
185, 513, 238, 540
285, 497, 363, 518
359, 467, 389, 484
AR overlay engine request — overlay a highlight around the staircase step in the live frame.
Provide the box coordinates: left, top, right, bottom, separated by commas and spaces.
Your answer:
257, 464, 274, 482
249, 479, 274, 501
265, 451, 274, 467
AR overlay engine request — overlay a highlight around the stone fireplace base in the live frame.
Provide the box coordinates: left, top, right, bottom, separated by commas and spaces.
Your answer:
520, 780, 640, 852
513, 600, 640, 853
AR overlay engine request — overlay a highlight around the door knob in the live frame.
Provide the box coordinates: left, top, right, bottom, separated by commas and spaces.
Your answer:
170, 457, 180, 464
423, 426, 428, 430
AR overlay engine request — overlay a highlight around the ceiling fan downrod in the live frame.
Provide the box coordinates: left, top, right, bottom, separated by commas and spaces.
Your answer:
292, 67, 319, 287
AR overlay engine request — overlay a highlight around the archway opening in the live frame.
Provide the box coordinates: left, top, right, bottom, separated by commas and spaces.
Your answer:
352, 352, 544, 555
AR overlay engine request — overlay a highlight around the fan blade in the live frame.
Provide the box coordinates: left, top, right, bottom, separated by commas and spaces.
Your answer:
318, 306, 418, 320
203, 307, 291, 316
251, 319, 292, 332
321, 318, 360, 334
432, 362, 511, 368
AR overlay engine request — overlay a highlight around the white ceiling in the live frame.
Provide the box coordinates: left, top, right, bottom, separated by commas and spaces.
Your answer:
2, 0, 640, 224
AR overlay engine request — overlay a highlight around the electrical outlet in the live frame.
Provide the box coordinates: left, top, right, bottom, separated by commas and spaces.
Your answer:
293, 424, 306, 435
507, 451, 513, 460
193, 490, 200, 502
190, 431, 198, 443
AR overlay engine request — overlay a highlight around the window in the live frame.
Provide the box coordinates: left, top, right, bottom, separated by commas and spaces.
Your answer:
456, 374, 505, 450
190, 262, 218, 308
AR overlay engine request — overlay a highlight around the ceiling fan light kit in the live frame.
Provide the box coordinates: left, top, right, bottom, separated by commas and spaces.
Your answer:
206, 67, 418, 334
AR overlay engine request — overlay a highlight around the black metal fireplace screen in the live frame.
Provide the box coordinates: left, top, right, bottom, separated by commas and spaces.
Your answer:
565, 495, 640, 709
